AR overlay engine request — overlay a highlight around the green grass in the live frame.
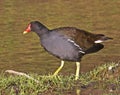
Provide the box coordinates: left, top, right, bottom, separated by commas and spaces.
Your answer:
0, 62, 119, 95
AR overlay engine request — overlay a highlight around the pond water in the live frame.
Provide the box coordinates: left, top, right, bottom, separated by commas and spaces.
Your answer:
0, 0, 119, 87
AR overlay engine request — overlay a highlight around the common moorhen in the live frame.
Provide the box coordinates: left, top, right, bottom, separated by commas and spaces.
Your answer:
23, 21, 112, 80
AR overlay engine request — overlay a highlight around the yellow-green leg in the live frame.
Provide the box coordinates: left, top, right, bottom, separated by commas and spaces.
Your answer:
75, 62, 80, 80
53, 60, 64, 76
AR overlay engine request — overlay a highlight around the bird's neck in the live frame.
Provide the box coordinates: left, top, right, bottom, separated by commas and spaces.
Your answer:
35, 27, 49, 37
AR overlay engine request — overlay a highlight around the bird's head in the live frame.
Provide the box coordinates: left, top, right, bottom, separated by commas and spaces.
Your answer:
23, 21, 47, 35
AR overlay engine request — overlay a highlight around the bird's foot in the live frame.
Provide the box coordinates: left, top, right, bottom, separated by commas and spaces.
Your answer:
75, 76, 79, 80
53, 71, 59, 76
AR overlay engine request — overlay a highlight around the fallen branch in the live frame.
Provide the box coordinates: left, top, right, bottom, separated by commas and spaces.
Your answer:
5, 70, 39, 83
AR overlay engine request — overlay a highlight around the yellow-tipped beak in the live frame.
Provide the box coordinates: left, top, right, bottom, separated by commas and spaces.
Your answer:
23, 31, 28, 35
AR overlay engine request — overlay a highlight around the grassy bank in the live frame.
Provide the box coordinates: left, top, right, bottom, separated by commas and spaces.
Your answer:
0, 62, 119, 95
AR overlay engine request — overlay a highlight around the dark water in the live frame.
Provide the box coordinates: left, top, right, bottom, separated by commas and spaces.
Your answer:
0, 0, 120, 75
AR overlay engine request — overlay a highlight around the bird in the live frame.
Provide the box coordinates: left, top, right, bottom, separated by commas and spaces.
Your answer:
23, 21, 112, 80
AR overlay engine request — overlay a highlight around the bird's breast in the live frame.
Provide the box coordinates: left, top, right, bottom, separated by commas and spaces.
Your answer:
40, 34, 84, 61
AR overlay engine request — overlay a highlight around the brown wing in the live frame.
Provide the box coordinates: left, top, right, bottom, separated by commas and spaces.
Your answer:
51, 27, 96, 50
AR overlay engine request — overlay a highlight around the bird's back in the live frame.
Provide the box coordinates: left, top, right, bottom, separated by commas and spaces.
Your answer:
51, 27, 97, 51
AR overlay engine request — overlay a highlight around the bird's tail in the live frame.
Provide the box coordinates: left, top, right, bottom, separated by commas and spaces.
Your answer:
94, 34, 113, 43
85, 43, 104, 54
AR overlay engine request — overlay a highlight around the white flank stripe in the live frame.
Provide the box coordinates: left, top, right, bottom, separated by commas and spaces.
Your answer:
94, 40, 103, 43
79, 51, 85, 54
67, 39, 85, 54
